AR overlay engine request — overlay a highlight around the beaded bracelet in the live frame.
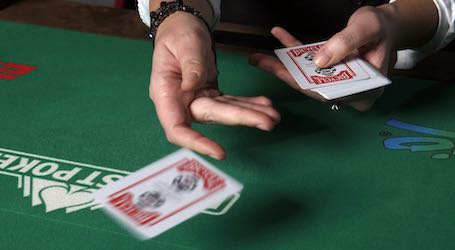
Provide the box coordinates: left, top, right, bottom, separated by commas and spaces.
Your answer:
148, 0, 212, 41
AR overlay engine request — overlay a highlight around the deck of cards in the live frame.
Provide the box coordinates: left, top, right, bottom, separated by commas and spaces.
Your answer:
93, 149, 243, 240
275, 42, 391, 100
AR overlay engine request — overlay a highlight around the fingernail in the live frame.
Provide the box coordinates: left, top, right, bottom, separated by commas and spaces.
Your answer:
248, 56, 257, 66
270, 27, 278, 34
258, 123, 273, 131
315, 47, 333, 67
212, 154, 225, 160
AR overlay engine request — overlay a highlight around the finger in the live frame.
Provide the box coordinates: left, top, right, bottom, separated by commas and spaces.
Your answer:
190, 97, 277, 131
342, 87, 384, 111
314, 13, 381, 68
156, 99, 226, 160
249, 53, 300, 90
155, 93, 226, 160
193, 87, 222, 99
150, 80, 224, 159
217, 96, 281, 122
363, 48, 388, 74
166, 125, 226, 160
271, 26, 302, 47
249, 53, 326, 101
222, 95, 273, 106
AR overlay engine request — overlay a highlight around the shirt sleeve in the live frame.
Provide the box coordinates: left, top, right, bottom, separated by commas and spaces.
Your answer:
137, 0, 221, 29
393, 0, 455, 69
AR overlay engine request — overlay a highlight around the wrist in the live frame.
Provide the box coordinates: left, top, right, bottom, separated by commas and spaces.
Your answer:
377, 4, 400, 49
379, 0, 438, 49
155, 11, 211, 44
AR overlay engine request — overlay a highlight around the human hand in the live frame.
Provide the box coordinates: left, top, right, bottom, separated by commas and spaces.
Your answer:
250, 6, 398, 111
150, 12, 280, 160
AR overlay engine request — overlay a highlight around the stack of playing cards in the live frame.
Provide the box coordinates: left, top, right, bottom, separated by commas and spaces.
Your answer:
275, 42, 391, 100
93, 149, 243, 239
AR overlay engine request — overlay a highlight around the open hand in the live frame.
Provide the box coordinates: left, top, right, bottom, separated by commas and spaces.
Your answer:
151, 12, 280, 160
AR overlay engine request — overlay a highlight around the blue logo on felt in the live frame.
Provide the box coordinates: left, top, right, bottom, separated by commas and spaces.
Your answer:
382, 119, 455, 160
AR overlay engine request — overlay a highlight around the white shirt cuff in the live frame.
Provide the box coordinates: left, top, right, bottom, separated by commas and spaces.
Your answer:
394, 0, 455, 69
137, 0, 221, 29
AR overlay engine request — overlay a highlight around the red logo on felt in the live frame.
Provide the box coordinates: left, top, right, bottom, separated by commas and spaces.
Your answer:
0, 61, 37, 80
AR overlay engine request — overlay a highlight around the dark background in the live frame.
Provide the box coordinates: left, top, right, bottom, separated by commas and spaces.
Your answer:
1, 0, 453, 51
220, 0, 374, 40
219, 0, 454, 51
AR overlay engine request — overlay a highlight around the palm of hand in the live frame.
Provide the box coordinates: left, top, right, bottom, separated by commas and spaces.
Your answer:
150, 38, 280, 160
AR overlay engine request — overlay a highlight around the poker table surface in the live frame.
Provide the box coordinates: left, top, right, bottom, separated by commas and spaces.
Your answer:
1, 21, 455, 250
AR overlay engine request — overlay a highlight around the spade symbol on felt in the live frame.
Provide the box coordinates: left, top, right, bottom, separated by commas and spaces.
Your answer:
39, 185, 94, 213
29, 178, 97, 213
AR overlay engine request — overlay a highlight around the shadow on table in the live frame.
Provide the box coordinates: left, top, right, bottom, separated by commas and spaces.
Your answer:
214, 192, 308, 244
371, 76, 455, 115
210, 106, 337, 172
246, 73, 455, 117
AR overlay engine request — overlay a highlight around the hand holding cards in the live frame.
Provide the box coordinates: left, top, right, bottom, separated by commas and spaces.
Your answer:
93, 149, 243, 239
275, 42, 391, 100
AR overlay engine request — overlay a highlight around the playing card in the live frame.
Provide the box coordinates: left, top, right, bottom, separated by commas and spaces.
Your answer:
274, 41, 391, 100
275, 42, 372, 89
312, 59, 391, 100
93, 149, 243, 239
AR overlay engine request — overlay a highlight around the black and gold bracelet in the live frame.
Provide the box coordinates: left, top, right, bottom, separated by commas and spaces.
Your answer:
148, 0, 211, 41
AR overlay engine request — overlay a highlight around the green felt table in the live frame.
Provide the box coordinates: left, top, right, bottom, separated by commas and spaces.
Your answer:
1, 21, 455, 250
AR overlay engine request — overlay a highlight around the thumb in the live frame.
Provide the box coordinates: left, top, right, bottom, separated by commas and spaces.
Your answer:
315, 16, 380, 68
176, 33, 211, 91
180, 53, 208, 91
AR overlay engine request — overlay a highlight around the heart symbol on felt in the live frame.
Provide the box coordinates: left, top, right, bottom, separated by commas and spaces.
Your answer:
39, 185, 94, 213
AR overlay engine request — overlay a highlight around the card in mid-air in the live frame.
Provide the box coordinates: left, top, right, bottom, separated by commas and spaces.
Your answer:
93, 149, 243, 239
